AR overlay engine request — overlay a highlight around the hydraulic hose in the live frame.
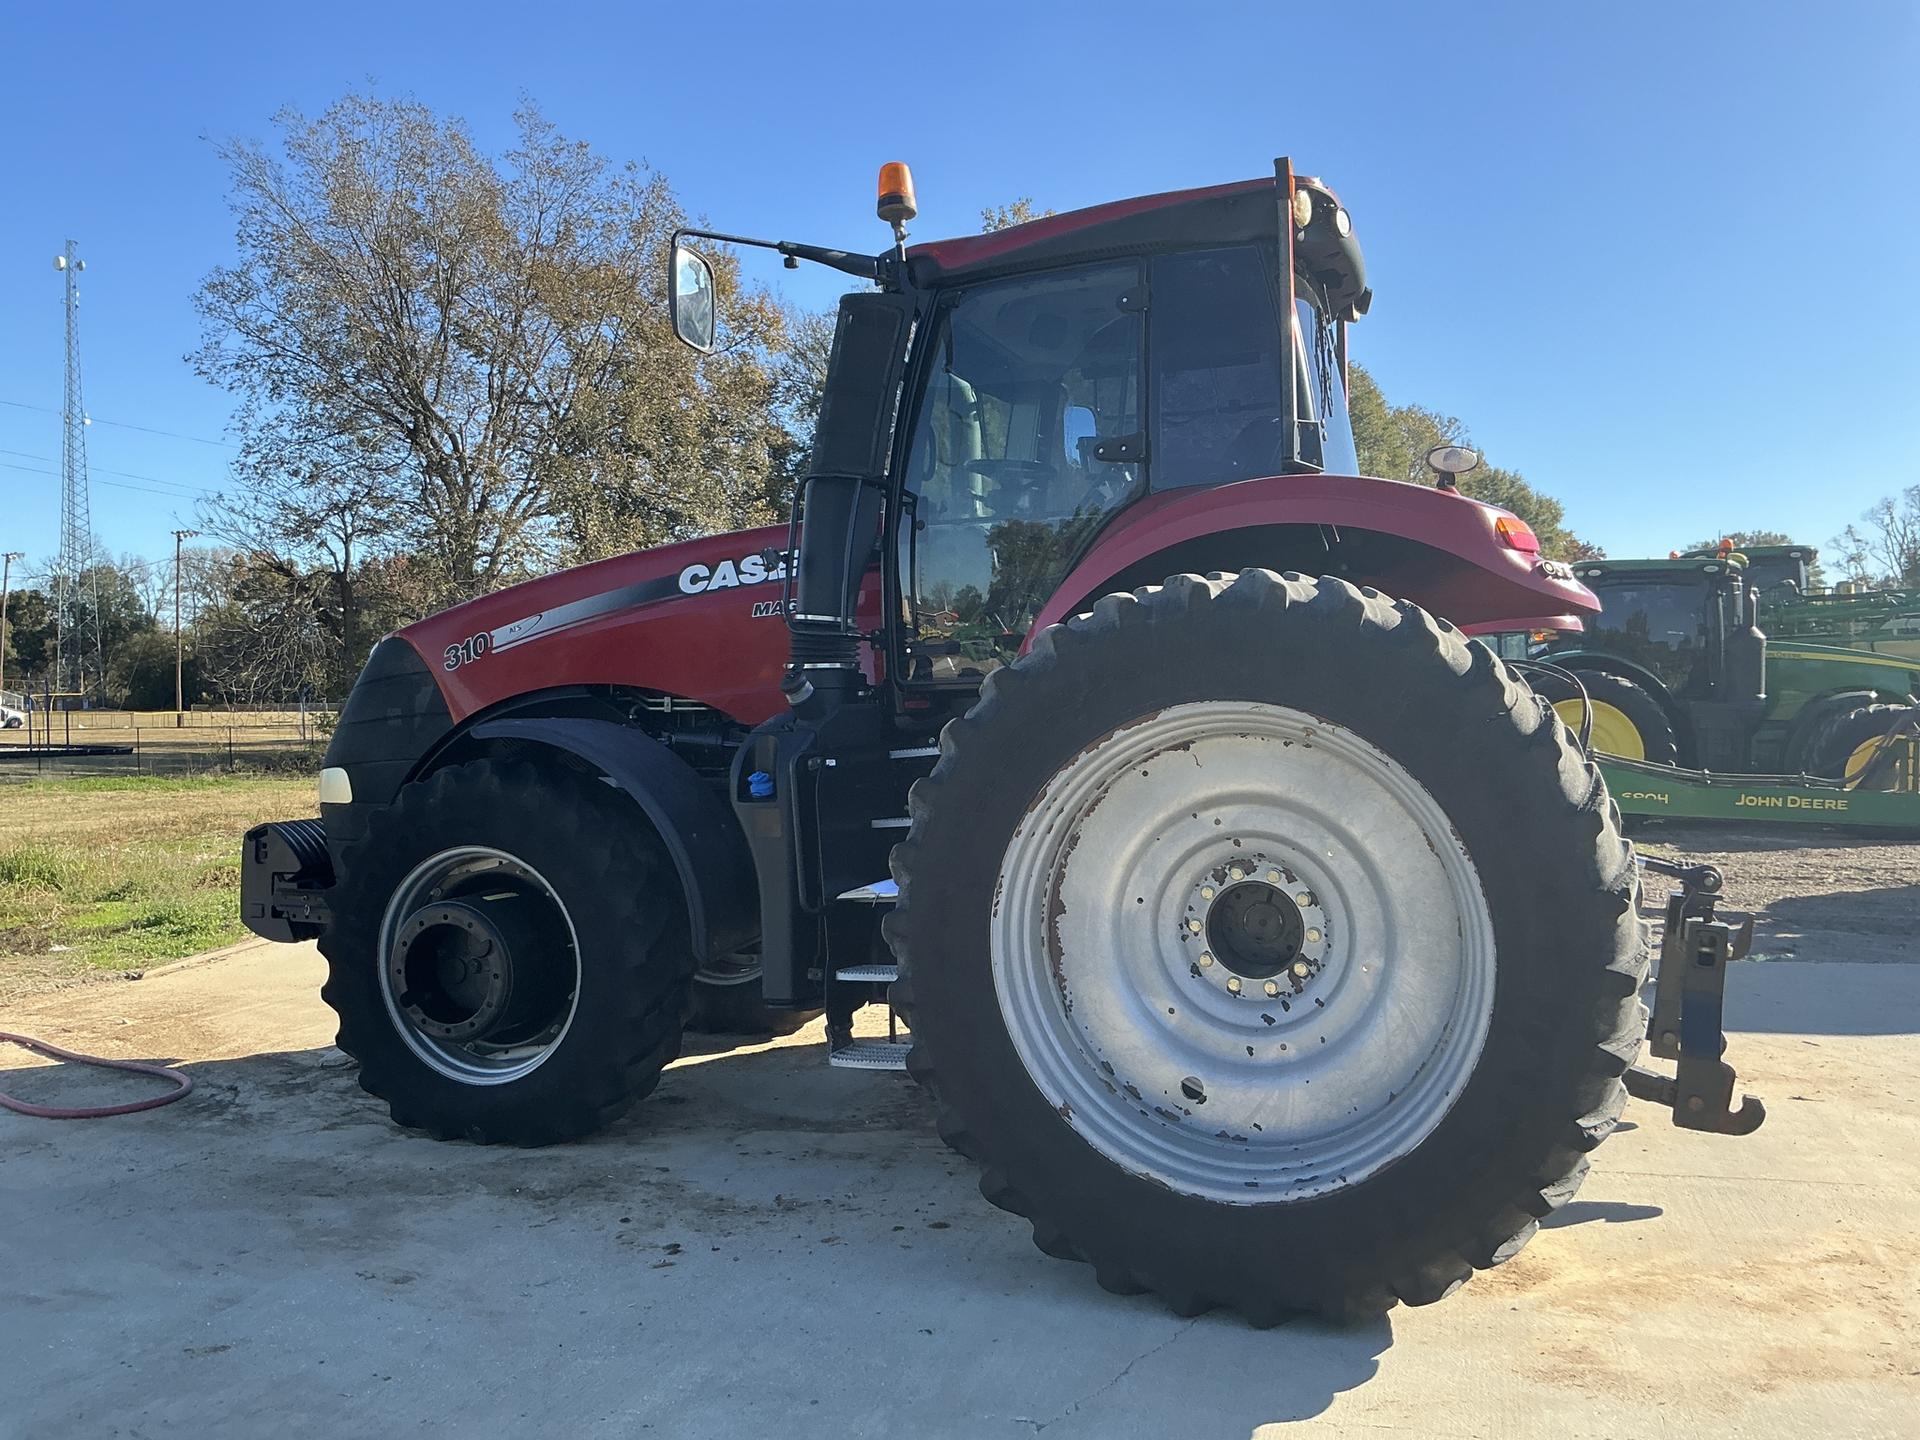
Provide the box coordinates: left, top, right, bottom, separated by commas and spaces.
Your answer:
0, 1031, 193, 1118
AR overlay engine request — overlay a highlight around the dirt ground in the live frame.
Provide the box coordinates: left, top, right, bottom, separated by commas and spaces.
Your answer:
1, 821, 1916, 1438
1634, 820, 1918, 966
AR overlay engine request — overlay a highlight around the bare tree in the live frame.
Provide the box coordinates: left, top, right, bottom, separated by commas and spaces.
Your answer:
981, 198, 1056, 232
193, 93, 803, 617
1833, 486, 1920, 587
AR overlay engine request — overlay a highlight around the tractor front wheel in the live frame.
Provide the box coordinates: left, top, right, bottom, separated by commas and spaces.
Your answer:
887, 572, 1645, 1323
320, 758, 694, 1145
1530, 669, 1680, 766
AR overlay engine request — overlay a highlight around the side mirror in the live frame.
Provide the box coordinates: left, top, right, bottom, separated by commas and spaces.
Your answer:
670, 242, 716, 353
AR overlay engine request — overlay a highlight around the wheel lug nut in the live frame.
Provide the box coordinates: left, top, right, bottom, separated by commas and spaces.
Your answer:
1198, 952, 1214, 968
1295, 892, 1311, 906
1265, 870, 1280, 884
1201, 886, 1215, 900
1187, 919, 1202, 933
1263, 979, 1280, 997
1305, 928, 1321, 944
1226, 977, 1243, 995
1292, 961, 1310, 978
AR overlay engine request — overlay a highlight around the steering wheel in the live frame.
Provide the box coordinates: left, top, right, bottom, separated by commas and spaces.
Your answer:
957, 459, 1058, 519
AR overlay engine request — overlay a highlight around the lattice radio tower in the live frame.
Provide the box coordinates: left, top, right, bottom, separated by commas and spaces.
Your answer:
54, 240, 103, 699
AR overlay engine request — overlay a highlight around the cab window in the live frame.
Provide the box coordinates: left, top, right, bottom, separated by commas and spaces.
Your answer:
1151, 246, 1287, 487
897, 262, 1142, 680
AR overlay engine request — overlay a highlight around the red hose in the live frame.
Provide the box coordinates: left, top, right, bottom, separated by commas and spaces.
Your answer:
0, 1031, 194, 1118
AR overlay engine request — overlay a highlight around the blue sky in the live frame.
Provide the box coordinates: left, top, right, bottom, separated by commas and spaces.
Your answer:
1, 1, 1915, 579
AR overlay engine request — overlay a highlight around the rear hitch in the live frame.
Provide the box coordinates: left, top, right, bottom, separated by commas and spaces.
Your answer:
1623, 855, 1766, 1136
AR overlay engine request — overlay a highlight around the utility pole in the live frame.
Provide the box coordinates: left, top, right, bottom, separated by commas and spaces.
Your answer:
0, 551, 22, 701
173, 529, 199, 722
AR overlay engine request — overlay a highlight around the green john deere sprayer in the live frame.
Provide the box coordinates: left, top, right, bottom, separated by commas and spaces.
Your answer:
1683, 541, 1920, 665
1523, 550, 1920, 828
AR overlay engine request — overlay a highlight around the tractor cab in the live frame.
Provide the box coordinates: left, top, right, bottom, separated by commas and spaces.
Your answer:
1538, 551, 1919, 775
671, 161, 1372, 694
1680, 541, 1816, 597
1549, 555, 1765, 707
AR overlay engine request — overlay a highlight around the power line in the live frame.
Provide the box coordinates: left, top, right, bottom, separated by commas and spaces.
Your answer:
0, 396, 239, 450
0, 460, 218, 501
0, 446, 218, 496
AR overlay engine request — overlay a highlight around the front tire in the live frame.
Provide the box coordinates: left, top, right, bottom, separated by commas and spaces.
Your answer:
1530, 669, 1680, 766
320, 758, 693, 1145
886, 572, 1645, 1323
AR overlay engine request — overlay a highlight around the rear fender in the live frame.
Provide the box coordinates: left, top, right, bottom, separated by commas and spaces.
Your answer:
468, 716, 756, 966
1025, 474, 1597, 642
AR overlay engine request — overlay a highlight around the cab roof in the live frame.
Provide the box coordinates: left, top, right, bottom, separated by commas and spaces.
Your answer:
904, 177, 1277, 286
1575, 557, 1737, 579
1680, 543, 1814, 561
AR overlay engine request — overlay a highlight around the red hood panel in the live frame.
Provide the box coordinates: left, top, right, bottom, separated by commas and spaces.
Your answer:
398, 525, 797, 725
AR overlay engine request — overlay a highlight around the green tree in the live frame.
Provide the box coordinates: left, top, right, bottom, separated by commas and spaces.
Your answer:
1349, 365, 1596, 561
107, 630, 202, 710
71, 560, 160, 688
2, 587, 53, 694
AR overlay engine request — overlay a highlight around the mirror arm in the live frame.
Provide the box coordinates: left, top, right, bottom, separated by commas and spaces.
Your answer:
674, 227, 881, 282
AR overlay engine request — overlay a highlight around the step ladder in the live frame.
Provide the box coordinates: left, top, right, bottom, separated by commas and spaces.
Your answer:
826, 876, 909, 1071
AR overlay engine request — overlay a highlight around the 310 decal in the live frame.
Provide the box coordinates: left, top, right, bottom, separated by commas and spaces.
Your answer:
443, 631, 493, 671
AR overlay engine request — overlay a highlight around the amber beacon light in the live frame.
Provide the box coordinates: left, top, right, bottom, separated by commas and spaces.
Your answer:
877, 162, 917, 243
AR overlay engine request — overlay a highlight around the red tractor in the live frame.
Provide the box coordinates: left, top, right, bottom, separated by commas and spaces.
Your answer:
243, 160, 1759, 1323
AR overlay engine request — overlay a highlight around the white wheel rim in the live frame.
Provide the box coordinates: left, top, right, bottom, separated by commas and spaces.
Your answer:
991, 701, 1497, 1204
377, 846, 582, 1085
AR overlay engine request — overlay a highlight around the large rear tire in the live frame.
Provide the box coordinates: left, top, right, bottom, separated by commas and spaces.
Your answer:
320, 758, 693, 1145
1808, 702, 1919, 790
886, 572, 1646, 1323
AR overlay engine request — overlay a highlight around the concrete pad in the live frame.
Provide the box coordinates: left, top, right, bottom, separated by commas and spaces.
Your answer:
2, 945, 1917, 1438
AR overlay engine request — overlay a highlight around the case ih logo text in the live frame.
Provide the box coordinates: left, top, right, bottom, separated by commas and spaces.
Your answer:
679, 552, 789, 594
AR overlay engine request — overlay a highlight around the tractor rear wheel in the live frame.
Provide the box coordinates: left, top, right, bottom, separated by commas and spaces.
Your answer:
320, 758, 693, 1145
886, 572, 1645, 1323
1529, 669, 1680, 766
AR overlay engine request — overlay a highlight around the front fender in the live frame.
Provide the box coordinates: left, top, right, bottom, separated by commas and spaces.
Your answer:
1026, 473, 1597, 640
470, 716, 756, 965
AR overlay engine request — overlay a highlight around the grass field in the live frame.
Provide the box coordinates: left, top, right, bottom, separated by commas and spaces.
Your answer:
0, 773, 314, 1002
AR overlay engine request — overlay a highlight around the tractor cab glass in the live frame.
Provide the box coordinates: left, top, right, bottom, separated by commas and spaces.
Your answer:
1741, 550, 1813, 595
1295, 297, 1359, 475
1553, 572, 1717, 696
897, 261, 1144, 681
897, 244, 1317, 680
1151, 247, 1288, 486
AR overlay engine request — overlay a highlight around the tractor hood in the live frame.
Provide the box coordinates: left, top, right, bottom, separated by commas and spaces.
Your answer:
396, 524, 798, 726
1765, 638, 1920, 698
